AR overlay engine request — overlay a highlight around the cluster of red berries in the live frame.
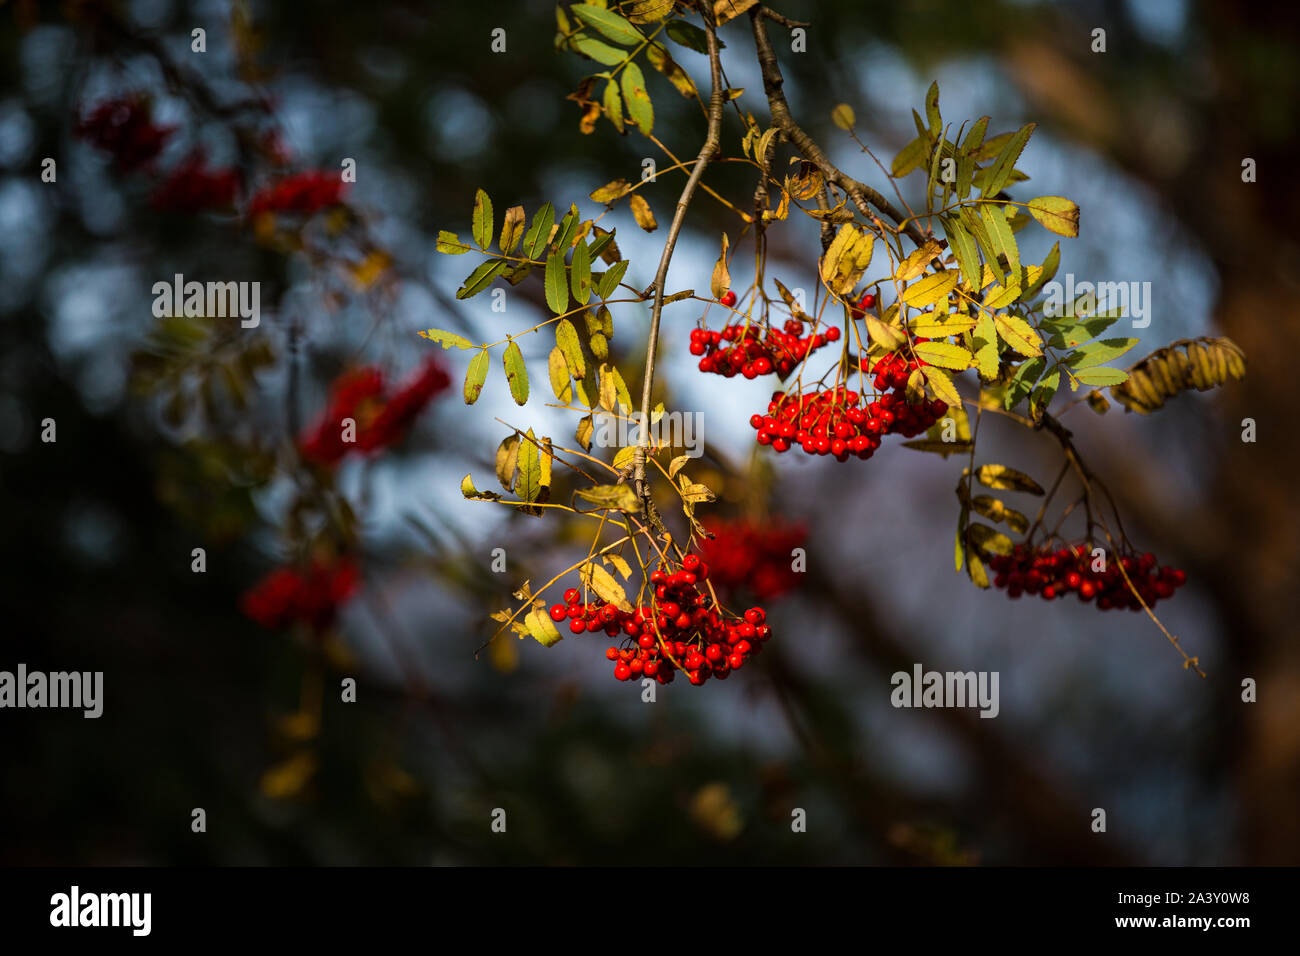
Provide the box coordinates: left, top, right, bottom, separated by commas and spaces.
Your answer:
76, 96, 174, 172
247, 170, 347, 217
548, 555, 772, 686
749, 385, 947, 460
240, 558, 360, 632
300, 357, 451, 466
988, 544, 1187, 610
700, 517, 806, 601
691, 319, 840, 380
150, 151, 241, 213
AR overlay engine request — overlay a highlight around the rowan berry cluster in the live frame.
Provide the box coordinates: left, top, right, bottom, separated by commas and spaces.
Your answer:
749, 384, 947, 460
548, 555, 772, 686
691, 319, 840, 380
150, 151, 241, 213
76, 96, 174, 172
247, 170, 347, 218
988, 543, 1187, 610
240, 558, 360, 632
700, 517, 806, 601
300, 357, 450, 466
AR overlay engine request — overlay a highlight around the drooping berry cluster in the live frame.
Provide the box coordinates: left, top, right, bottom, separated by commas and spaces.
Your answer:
150, 151, 241, 213
548, 555, 772, 686
240, 558, 360, 632
76, 96, 175, 172
247, 170, 348, 218
691, 319, 840, 380
749, 385, 947, 461
700, 517, 806, 601
300, 357, 450, 466
988, 544, 1187, 609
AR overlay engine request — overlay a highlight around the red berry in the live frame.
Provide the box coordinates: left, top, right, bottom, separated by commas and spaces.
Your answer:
563, 588, 580, 605
549, 603, 567, 622
720, 290, 737, 308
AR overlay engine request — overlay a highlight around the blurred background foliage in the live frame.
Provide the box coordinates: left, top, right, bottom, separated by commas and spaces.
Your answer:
1, 0, 1297, 864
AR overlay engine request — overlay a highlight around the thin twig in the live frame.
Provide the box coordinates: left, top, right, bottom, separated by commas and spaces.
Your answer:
632, 0, 727, 524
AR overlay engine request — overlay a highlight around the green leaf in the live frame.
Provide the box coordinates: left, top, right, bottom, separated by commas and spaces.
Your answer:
419, 328, 474, 350
1073, 366, 1130, 387
1003, 356, 1045, 409
602, 80, 625, 133
570, 3, 644, 45
924, 82, 942, 136
621, 61, 654, 134
900, 270, 958, 308
436, 230, 472, 255
516, 428, 541, 503
1030, 368, 1060, 417
1047, 316, 1118, 349
980, 123, 1035, 197
571, 34, 627, 66
665, 18, 716, 53
892, 133, 930, 178
571, 240, 592, 305
961, 116, 990, 155
574, 483, 640, 512
914, 341, 971, 370
503, 341, 529, 405
545, 250, 569, 315
597, 259, 629, 298
958, 205, 1001, 284
555, 319, 586, 378
831, 103, 856, 130
588, 227, 617, 261
1027, 196, 1080, 238
975, 464, 1045, 495
523, 203, 555, 260
979, 203, 1020, 278
471, 188, 493, 250
941, 216, 981, 289
464, 349, 489, 404
455, 258, 509, 299
581, 561, 632, 612
552, 207, 579, 254
1064, 337, 1138, 369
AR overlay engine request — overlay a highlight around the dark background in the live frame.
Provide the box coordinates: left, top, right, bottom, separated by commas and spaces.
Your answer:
1, 0, 1296, 865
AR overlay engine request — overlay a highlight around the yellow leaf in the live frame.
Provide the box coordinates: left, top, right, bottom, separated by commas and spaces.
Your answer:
499, 205, 525, 254
629, 194, 657, 232
590, 179, 633, 204
581, 561, 632, 612
710, 233, 731, 300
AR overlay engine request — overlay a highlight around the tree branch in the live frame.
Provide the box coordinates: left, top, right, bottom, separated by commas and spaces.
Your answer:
750, 6, 927, 247
632, 1, 727, 520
